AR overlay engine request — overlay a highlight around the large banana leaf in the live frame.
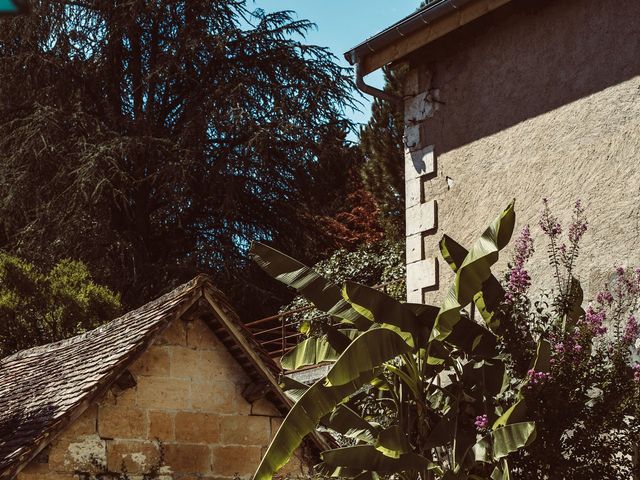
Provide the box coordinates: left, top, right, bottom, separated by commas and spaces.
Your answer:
281, 329, 359, 371
321, 445, 433, 474
253, 370, 375, 480
375, 425, 412, 458
468, 422, 536, 464
431, 202, 515, 344
279, 376, 309, 403
281, 336, 341, 370
493, 398, 527, 429
490, 459, 511, 480
342, 281, 421, 345
323, 405, 378, 444
462, 358, 508, 404
249, 242, 371, 329
445, 314, 497, 358
325, 328, 412, 387
440, 234, 505, 331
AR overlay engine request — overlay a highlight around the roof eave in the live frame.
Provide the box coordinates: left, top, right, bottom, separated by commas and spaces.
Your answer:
345, 0, 511, 76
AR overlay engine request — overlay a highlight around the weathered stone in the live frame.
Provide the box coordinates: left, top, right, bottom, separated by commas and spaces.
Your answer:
113, 383, 138, 407
403, 123, 421, 151
148, 410, 174, 441
406, 200, 436, 237
405, 145, 435, 181
404, 68, 420, 97
405, 91, 435, 124
57, 405, 97, 441
186, 318, 223, 350
155, 320, 186, 346
210, 445, 261, 477
405, 176, 422, 208
175, 412, 220, 443
197, 349, 247, 383
406, 233, 424, 265
16, 461, 49, 477
407, 289, 423, 304
98, 405, 146, 439
136, 376, 191, 410
163, 444, 211, 474
106, 440, 159, 474
169, 346, 201, 379
49, 434, 106, 473
191, 381, 241, 414
219, 415, 270, 446
250, 398, 280, 417
129, 346, 170, 377
407, 258, 438, 294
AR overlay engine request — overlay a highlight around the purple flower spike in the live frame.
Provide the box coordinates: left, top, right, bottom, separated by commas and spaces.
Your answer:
475, 414, 489, 432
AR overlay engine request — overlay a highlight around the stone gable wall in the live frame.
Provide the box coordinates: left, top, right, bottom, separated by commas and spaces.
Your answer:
17, 317, 306, 480
402, 0, 640, 304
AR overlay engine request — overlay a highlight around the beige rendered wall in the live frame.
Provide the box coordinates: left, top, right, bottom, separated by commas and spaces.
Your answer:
17, 317, 307, 480
403, 0, 640, 304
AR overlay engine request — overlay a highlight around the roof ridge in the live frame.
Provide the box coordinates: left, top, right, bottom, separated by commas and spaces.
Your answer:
1, 274, 212, 364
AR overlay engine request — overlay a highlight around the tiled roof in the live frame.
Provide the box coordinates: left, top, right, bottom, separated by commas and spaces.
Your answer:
0, 275, 285, 480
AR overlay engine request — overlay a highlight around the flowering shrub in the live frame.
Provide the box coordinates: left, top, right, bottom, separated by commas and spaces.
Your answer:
500, 200, 640, 479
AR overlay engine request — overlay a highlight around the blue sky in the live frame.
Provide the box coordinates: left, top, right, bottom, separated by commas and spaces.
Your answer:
254, 1, 419, 129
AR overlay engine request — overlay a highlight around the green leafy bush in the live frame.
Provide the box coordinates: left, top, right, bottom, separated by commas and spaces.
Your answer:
0, 253, 121, 356
279, 240, 405, 332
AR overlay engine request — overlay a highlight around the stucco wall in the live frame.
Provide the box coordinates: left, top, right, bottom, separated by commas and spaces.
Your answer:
16, 317, 307, 480
403, 0, 640, 304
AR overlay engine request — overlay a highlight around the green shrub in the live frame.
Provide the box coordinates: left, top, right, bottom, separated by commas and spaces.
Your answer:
0, 253, 121, 356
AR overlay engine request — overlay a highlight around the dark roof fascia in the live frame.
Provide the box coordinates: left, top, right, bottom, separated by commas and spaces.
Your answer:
344, 0, 475, 65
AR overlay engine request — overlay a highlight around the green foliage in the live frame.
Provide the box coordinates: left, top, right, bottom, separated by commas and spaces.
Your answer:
0, 252, 120, 356
499, 200, 640, 479
359, 68, 406, 240
275, 240, 405, 333
0, 0, 361, 319
250, 203, 542, 480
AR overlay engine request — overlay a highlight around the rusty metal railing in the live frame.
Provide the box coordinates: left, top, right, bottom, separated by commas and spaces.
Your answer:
246, 278, 404, 359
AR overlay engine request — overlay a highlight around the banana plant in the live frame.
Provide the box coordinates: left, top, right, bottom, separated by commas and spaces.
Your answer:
250, 202, 544, 480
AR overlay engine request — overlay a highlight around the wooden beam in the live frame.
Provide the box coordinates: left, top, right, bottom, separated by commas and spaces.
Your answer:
361, 0, 511, 76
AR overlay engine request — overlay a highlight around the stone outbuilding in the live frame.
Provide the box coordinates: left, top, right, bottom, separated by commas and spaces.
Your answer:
0, 275, 313, 480
346, 0, 640, 303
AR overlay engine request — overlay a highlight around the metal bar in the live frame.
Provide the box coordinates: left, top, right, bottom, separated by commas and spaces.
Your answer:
260, 333, 301, 347
268, 345, 297, 357
245, 304, 315, 327
251, 323, 290, 336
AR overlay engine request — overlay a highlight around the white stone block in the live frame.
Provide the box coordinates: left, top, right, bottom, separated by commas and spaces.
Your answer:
406, 233, 423, 264
405, 91, 435, 124
405, 145, 435, 181
405, 177, 422, 208
407, 258, 438, 293
403, 123, 421, 151
406, 200, 436, 237
407, 289, 422, 304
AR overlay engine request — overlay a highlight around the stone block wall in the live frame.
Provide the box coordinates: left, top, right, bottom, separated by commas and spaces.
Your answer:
404, 66, 440, 304
402, 0, 640, 304
17, 317, 307, 480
